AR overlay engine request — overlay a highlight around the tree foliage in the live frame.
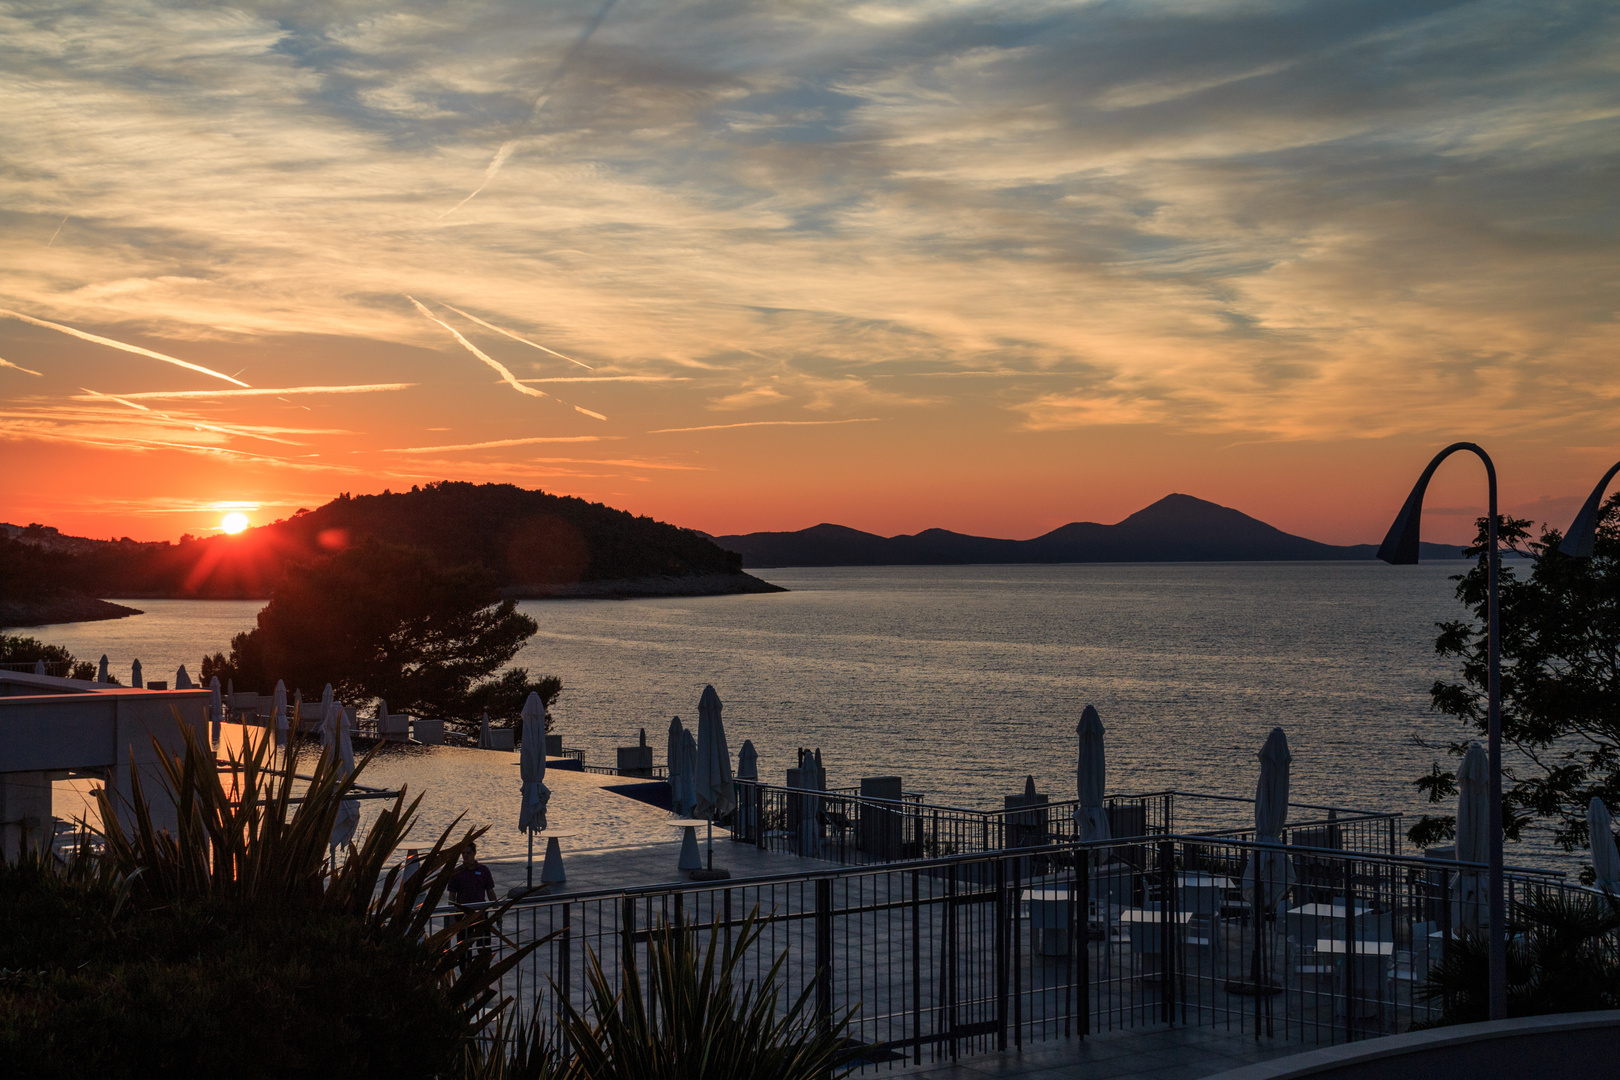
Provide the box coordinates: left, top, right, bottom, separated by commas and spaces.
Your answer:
1408, 494, 1620, 863
1, 633, 101, 681
212, 539, 560, 724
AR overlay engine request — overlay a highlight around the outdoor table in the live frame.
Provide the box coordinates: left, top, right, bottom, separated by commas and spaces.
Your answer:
1177, 873, 1233, 915
1022, 887, 1071, 956
670, 818, 712, 871
534, 829, 579, 886
1285, 901, 1374, 944
1316, 938, 1394, 1018
1119, 908, 1193, 955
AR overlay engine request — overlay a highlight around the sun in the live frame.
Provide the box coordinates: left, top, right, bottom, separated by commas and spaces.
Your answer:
221, 512, 250, 534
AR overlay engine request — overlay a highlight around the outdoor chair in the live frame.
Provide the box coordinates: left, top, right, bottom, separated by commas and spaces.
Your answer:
1182, 913, 1220, 968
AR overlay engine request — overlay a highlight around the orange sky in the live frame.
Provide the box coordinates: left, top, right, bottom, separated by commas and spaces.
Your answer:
3, 1, 1617, 548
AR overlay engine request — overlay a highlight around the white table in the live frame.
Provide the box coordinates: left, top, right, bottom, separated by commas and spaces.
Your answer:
1177, 873, 1234, 915
1286, 901, 1376, 943
533, 829, 579, 885
1023, 888, 1072, 956
1120, 908, 1193, 956
1317, 938, 1394, 1017
670, 818, 713, 871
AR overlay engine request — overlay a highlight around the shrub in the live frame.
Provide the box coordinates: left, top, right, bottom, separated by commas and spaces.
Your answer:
1419, 889, 1620, 1025
0, 721, 546, 1078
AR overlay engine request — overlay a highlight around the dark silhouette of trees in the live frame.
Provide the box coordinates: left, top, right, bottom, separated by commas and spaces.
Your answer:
1409, 495, 1620, 869
212, 539, 559, 725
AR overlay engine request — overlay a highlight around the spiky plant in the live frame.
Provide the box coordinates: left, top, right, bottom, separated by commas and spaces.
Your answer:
1419, 889, 1620, 1024
98, 717, 558, 1022
558, 909, 862, 1080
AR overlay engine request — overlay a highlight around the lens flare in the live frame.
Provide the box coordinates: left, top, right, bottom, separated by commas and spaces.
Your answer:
221, 512, 250, 534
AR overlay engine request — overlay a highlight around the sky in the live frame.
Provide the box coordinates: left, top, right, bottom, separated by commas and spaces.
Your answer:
1, 0, 1617, 546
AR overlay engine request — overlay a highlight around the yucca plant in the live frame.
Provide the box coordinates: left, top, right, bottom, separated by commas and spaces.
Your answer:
558, 909, 862, 1080
1, 716, 553, 1078
1419, 889, 1620, 1024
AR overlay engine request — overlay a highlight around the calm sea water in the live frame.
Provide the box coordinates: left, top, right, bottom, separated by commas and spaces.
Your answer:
37, 563, 1514, 861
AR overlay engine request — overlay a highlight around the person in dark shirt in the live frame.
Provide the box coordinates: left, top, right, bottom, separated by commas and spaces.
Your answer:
448, 844, 496, 968
448, 845, 495, 906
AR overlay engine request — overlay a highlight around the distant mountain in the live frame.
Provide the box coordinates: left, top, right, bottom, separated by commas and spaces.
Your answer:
4, 482, 781, 605
714, 494, 1467, 567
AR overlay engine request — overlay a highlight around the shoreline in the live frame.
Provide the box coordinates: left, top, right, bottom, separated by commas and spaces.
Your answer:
1, 595, 145, 630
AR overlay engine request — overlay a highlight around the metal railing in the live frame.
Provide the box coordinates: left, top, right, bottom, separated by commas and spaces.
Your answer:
726, 783, 1404, 868
442, 834, 1578, 1071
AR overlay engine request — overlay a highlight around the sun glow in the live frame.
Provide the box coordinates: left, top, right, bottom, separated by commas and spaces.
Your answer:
221, 512, 250, 534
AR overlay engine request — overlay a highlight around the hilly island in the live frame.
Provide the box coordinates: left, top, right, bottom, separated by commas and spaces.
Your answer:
3, 488, 1467, 629
713, 493, 1466, 567
1, 482, 781, 626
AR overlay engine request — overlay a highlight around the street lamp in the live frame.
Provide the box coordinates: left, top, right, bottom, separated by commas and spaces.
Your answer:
1377, 442, 1506, 1021
1558, 461, 1620, 558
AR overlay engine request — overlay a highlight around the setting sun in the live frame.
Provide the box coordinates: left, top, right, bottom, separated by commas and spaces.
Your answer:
220, 512, 250, 534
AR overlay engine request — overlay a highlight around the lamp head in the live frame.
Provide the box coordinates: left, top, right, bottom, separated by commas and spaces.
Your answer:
1558, 462, 1620, 560
1378, 483, 1427, 565
1379, 443, 1486, 565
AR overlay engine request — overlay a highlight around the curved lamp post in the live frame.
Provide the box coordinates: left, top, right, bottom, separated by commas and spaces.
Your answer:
1377, 442, 1505, 1021
1558, 461, 1620, 558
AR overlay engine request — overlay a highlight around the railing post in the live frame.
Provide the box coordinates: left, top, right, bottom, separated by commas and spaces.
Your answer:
995, 856, 1009, 1051
815, 877, 833, 1037
621, 895, 636, 1022
1076, 845, 1090, 1038
559, 902, 572, 1056
756, 784, 766, 850
1159, 838, 1175, 1024
911, 868, 923, 1066
1343, 856, 1355, 1042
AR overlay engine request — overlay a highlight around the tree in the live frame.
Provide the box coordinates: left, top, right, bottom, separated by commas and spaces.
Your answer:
1409, 495, 1620, 872
214, 539, 561, 725
1, 633, 100, 681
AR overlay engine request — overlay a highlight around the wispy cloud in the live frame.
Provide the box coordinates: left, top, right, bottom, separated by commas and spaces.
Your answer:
649, 418, 880, 434
0, 356, 44, 377
379, 435, 612, 453
441, 303, 594, 370
2, 0, 1618, 536
0, 307, 249, 386
407, 295, 607, 419
86, 384, 416, 400
520, 375, 687, 383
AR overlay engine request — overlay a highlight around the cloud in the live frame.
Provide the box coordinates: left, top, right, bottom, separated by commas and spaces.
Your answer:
520, 375, 687, 382
0, 356, 44, 377
87, 384, 417, 400
439, 304, 594, 370
649, 418, 880, 433
0, 0, 1616, 522
407, 295, 607, 419
379, 435, 613, 453
0, 307, 249, 386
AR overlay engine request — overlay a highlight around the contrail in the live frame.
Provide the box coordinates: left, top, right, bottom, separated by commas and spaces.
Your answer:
439, 141, 519, 219
407, 295, 606, 419
46, 215, 69, 247
78, 387, 152, 411
77, 388, 310, 445
0, 307, 250, 387
0, 356, 44, 377
440, 303, 593, 369
90, 383, 416, 400
649, 418, 881, 434
522, 375, 686, 383
440, 0, 619, 218
379, 435, 608, 453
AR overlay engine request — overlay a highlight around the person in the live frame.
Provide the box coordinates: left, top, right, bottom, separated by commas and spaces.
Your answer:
448, 843, 496, 906
448, 843, 496, 967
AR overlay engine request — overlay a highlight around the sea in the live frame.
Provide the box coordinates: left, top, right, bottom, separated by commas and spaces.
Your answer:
36, 562, 1562, 867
